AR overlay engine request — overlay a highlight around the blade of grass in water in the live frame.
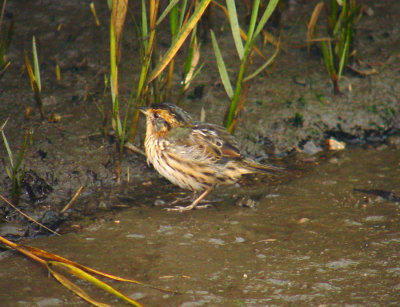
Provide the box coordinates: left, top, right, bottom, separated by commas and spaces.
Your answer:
0, 236, 176, 306
49, 261, 145, 307
48, 267, 112, 307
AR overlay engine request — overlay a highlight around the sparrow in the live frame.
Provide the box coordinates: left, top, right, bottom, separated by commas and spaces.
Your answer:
139, 102, 281, 211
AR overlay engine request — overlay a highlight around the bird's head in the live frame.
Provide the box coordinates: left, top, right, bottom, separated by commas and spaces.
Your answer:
139, 103, 193, 136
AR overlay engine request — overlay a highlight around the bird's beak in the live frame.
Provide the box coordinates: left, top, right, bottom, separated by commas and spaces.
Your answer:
137, 106, 149, 115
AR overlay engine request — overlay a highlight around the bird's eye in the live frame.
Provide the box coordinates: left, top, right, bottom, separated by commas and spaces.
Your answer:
153, 112, 159, 119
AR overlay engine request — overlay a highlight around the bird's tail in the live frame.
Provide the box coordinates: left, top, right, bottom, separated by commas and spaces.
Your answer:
241, 158, 284, 174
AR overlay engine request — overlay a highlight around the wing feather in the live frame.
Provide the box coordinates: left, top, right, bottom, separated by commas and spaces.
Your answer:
191, 123, 242, 161
164, 121, 243, 162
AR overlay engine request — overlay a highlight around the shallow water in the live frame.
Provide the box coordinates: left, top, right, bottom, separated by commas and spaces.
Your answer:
1, 146, 399, 306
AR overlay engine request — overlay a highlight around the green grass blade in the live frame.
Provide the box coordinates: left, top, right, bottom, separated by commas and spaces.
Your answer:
178, 0, 188, 30
0, 117, 8, 131
253, 0, 279, 40
32, 36, 41, 92
1, 130, 14, 169
320, 39, 335, 79
156, 0, 180, 26
1, 119, 14, 169
140, 0, 148, 51
245, 0, 259, 44
226, 0, 243, 59
14, 129, 31, 173
183, 33, 195, 76
329, 0, 338, 33
168, 1, 179, 37
109, 21, 117, 103
243, 40, 280, 82
210, 29, 233, 99
109, 20, 122, 137
337, 28, 351, 78
106, 0, 112, 10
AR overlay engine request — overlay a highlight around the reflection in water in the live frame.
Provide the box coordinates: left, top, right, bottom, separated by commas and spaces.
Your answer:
0, 146, 399, 306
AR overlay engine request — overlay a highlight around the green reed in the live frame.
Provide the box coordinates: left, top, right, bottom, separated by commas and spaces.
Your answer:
211, 0, 280, 133
1, 120, 32, 205
24, 36, 45, 120
308, 0, 362, 94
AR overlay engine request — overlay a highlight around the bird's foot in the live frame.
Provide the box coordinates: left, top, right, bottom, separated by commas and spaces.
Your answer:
166, 188, 213, 212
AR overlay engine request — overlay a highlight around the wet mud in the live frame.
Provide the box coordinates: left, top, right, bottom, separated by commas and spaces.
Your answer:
0, 146, 399, 306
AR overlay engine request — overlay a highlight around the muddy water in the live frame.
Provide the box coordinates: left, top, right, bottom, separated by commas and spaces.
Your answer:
1, 146, 399, 306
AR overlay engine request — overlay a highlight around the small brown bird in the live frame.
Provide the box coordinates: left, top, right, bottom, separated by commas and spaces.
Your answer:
139, 103, 281, 211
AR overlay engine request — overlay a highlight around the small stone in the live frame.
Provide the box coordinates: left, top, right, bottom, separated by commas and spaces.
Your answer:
40, 210, 62, 230
363, 216, 386, 223
301, 140, 323, 155
48, 113, 61, 123
208, 238, 225, 245
236, 197, 257, 208
297, 217, 310, 224
325, 138, 346, 150
154, 199, 166, 206
98, 201, 107, 209
234, 236, 245, 243
293, 76, 307, 86
387, 135, 400, 149
126, 233, 145, 239
0, 223, 25, 237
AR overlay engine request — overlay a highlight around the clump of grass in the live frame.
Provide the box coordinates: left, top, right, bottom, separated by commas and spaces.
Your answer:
1, 119, 32, 205
210, 0, 280, 133
307, 0, 362, 94
107, 0, 211, 181
0, 0, 13, 79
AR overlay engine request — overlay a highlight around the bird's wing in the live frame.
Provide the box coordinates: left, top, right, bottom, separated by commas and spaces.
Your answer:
164, 122, 243, 162
190, 123, 242, 161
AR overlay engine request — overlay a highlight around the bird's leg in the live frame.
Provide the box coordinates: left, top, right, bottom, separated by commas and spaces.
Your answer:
167, 187, 213, 212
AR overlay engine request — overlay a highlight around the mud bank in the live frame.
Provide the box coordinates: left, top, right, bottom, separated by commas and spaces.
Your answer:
0, 0, 399, 235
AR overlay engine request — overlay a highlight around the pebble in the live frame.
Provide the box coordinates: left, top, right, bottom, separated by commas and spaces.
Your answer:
301, 140, 323, 155
363, 216, 387, 223
236, 198, 257, 208
234, 236, 246, 243
387, 135, 400, 149
35, 298, 64, 307
208, 238, 225, 245
0, 223, 25, 237
154, 199, 166, 206
126, 233, 145, 239
326, 259, 358, 269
